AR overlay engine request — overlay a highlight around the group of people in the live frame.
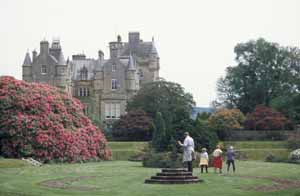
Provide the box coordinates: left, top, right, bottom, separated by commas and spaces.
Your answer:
178, 132, 235, 174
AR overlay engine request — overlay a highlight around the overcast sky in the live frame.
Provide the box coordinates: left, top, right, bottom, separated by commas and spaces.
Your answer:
1, 0, 300, 107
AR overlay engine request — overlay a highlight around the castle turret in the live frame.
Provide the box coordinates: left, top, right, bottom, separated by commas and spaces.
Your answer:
98, 50, 104, 62
129, 32, 140, 47
109, 35, 123, 58
148, 37, 160, 81
126, 55, 139, 91
32, 49, 37, 63
50, 39, 62, 60
55, 49, 71, 93
22, 51, 32, 82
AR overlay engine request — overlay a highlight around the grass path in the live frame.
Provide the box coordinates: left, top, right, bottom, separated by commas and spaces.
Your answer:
0, 159, 300, 196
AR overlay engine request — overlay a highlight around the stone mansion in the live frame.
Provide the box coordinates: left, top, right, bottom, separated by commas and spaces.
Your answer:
22, 32, 160, 124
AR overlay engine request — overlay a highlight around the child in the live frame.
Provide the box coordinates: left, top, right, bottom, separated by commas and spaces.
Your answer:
226, 146, 235, 173
212, 145, 223, 174
199, 148, 209, 173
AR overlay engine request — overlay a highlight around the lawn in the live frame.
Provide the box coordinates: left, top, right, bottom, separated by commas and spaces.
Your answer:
108, 141, 290, 161
0, 159, 300, 196
108, 142, 147, 160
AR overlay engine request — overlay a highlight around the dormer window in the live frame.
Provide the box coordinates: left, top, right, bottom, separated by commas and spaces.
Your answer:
41, 65, 47, 75
80, 66, 88, 80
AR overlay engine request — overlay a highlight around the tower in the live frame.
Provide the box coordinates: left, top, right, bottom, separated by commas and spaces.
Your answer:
126, 54, 139, 93
22, 51, 32, 82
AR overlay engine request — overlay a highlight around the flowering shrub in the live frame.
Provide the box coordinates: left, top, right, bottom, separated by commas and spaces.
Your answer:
208, 109, 245, 140
0, 76, 111, 162
244, 105, 293, 130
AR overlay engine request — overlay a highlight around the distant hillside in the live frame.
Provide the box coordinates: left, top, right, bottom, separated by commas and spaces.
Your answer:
191, 107, 214, 119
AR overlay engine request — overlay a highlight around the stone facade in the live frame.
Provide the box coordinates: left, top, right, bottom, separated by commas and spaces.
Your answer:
22, 32, 160, 125
22, 39, 72, 94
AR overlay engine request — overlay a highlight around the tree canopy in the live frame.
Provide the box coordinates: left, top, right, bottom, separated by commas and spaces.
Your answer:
112, 109, 153, 141
127, 80, 195, 151
127, 80, 195, 133
215, 38, 300, 114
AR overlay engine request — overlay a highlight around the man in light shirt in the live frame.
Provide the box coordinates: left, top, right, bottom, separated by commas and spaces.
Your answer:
178, 132, 195, 172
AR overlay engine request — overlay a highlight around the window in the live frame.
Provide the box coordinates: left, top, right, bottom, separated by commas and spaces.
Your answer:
105, 103, 121, 119
41, 65, 47, 74
80, 66, 88, 80
112, 64, 116, 72
112, 79, 118, 90
78, 87, 90, 97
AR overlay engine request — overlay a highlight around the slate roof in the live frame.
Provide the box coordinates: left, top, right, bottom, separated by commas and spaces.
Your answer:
127, 54, 136, 70
57, 51, 66, 65
71, 57, 99, 80
22, 52, 32, 66
121, 42, 158, 58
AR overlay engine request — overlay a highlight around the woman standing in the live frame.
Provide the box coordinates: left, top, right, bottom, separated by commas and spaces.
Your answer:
212, 145, 223, 174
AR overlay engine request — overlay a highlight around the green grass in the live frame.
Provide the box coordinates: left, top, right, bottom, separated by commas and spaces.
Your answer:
0, 158, 29, 168
0, 159, 300, 196
108, 141, 290, 161
222, 141, 289, 160
108, 142, 148, 160
223, 141, 287, 149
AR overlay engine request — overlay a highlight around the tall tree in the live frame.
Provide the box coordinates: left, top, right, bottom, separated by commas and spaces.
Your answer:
152, 112, 167, 152
216, 38, 300, 113
127, 79, 195, 136
127, 79, 195, 151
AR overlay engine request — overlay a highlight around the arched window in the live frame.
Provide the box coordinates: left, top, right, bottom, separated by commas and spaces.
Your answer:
80, 66, 88, 80
41, 65, 47, 75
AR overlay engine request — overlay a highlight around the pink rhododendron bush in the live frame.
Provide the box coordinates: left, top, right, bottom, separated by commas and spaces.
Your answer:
0, 76, 111, 162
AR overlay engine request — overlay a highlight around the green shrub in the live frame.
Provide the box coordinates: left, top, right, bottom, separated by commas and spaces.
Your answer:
208, 109, 245, 140
112, 110, 153, 141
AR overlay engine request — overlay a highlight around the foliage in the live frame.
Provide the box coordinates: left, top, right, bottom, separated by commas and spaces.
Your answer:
215, 38, 300, 114
195, 112, 211, 124
0, 76, 111, 163
270, 94, 300, 124
191, 119, 218, 153
244, 105, 293, 130
151, 112, 167, 152
127, 80, 195, 151
112, 109, 153, 141
208, 109, 245, 139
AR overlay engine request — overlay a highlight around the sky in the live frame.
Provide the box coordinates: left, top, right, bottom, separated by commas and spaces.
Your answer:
1, 0, 300, 107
